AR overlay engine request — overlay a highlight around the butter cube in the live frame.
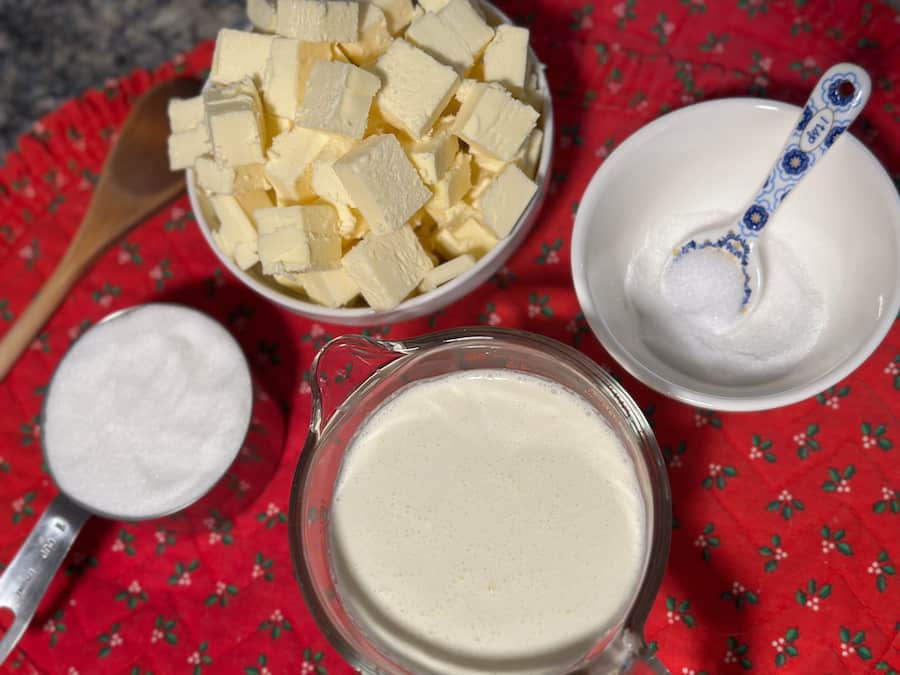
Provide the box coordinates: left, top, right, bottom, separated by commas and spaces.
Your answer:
235, 189, 276, 222
211, 29, 275, 86
373, 39, 459, 139
234, 165, 272, 194
406, 117, 458, 184
209, 194, 261, 270
263, 39, 332, 120
168, 96, 205, 133
453, 82, 538, 161
517, 128, 543, 178
248, 0, 277, 31
295, 61, 381, 139
204, 79, 267, 166
406, 0, 493, 73
333, 134, 431, 235
195, 157, 235, 194
311, 136, 359, 205
168, 126, 211, 171
434, 216, 498, 259
342, 225, 434, 309
276, 0, 359, 42
419, 254, 475, 291
264, 126, 331, 202
255, 204, 341, 274
369, 0, 415, 34
301, 268, 361, 307
477, 164, 537, 238
482, 25, 530, 92
339, 3, 393, 66
425, 200, 475, 228
429, 152, 471, 210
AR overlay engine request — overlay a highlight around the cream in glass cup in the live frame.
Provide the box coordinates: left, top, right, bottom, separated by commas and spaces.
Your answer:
289, 329, 671, 674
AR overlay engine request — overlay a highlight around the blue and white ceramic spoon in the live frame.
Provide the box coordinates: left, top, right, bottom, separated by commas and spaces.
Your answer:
671, 62, 871, 313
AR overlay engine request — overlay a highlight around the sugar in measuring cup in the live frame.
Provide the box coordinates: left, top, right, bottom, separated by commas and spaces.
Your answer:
0, 303, 252, 662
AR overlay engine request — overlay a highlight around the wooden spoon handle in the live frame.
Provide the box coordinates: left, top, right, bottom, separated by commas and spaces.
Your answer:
0, 245, 92, 380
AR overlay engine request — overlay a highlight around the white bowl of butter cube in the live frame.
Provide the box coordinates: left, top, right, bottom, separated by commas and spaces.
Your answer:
170, 0, 553, 325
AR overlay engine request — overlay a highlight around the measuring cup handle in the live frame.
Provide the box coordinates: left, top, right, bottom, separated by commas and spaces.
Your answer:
0, 494, 90, 664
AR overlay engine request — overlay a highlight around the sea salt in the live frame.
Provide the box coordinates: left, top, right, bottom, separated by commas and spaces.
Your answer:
44, 305, 252, 519
625, 211, 826, 385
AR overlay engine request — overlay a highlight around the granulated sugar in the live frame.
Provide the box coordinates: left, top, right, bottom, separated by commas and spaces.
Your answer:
44, 305, 252, 519
625, 211, 826, 385
661, 246, 746, 334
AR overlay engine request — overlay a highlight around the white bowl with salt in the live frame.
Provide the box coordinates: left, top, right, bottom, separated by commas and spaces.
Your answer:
571, 98, 900, 411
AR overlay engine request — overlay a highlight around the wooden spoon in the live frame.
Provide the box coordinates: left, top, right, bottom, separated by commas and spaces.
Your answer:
0, 77, 201, 381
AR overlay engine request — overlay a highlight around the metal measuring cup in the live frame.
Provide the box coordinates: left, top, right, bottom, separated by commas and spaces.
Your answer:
0, 303, 253, 662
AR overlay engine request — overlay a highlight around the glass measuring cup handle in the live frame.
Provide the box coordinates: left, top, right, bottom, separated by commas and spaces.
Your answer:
308, 334, 414, 434
574, 628, 669, 674
0, 494, 91, 663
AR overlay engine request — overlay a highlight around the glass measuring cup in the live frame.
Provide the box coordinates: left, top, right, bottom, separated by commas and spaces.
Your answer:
289, 328, 671, 674
0, 303, 254, 662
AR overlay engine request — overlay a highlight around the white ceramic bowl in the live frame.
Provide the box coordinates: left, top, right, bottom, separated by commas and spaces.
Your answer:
187, 2, 554, 326
572, 98, 900, 411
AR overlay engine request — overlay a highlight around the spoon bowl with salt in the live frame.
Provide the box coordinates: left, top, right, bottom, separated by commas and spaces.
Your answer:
664, 63, 871, 327
0, 304, 253, 664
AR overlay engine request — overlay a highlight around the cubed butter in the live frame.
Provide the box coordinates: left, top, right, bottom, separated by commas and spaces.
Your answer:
369, 0, 415, 34
234, 164, 272, 194
477, 163, 537, 238
429, 151, 471, 210
300, 268, 361, 307
311, 136, 359, 205
339, 3, 393, 66
419, 254, 475, 291
263, 38, 332, 119
342, 225, 433, 309
211, 29, 275, 86
405, 0, 493, 73
425, 200, 475, 228
517, 128, 543, 178
418, 0, 450, 10
405, 117, 458, 184
168, 126, 211, 171
482, 25, 530, 92
209, 194, 260, 270
434, 216, 498, 259
453, 82, 538, 161
373, 39, 459, 139
195, 156, 235, 194
255, 204, 341, 274
264, 126, 331, 202
204, 79, 267, 166
248, 0, 277, 31
276, 0, 359, 42
295, 61, 381, 139
168, 96, 205, 133
333, 134, 431, 234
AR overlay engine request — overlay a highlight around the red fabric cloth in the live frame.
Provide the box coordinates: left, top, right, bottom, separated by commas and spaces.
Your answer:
1, 1, 899, 673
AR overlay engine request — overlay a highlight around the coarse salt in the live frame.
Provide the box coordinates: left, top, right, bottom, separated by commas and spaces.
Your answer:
625, 211, 826, 385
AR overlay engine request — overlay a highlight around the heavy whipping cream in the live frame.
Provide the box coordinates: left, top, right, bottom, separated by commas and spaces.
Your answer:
330, 370, 646, 674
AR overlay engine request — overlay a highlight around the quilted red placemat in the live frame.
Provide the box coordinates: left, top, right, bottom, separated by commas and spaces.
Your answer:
1, 1, 898, 673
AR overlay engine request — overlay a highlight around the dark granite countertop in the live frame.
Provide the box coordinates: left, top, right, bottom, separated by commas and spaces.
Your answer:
1, 0, 245, 155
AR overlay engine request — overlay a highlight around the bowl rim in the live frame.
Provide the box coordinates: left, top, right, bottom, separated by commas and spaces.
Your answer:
187, 0, 555, 326
571, 96, 900, 412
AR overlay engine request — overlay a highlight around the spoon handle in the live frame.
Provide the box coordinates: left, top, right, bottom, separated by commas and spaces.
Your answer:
737, 62, 871, 239
0, 495, 91, 664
